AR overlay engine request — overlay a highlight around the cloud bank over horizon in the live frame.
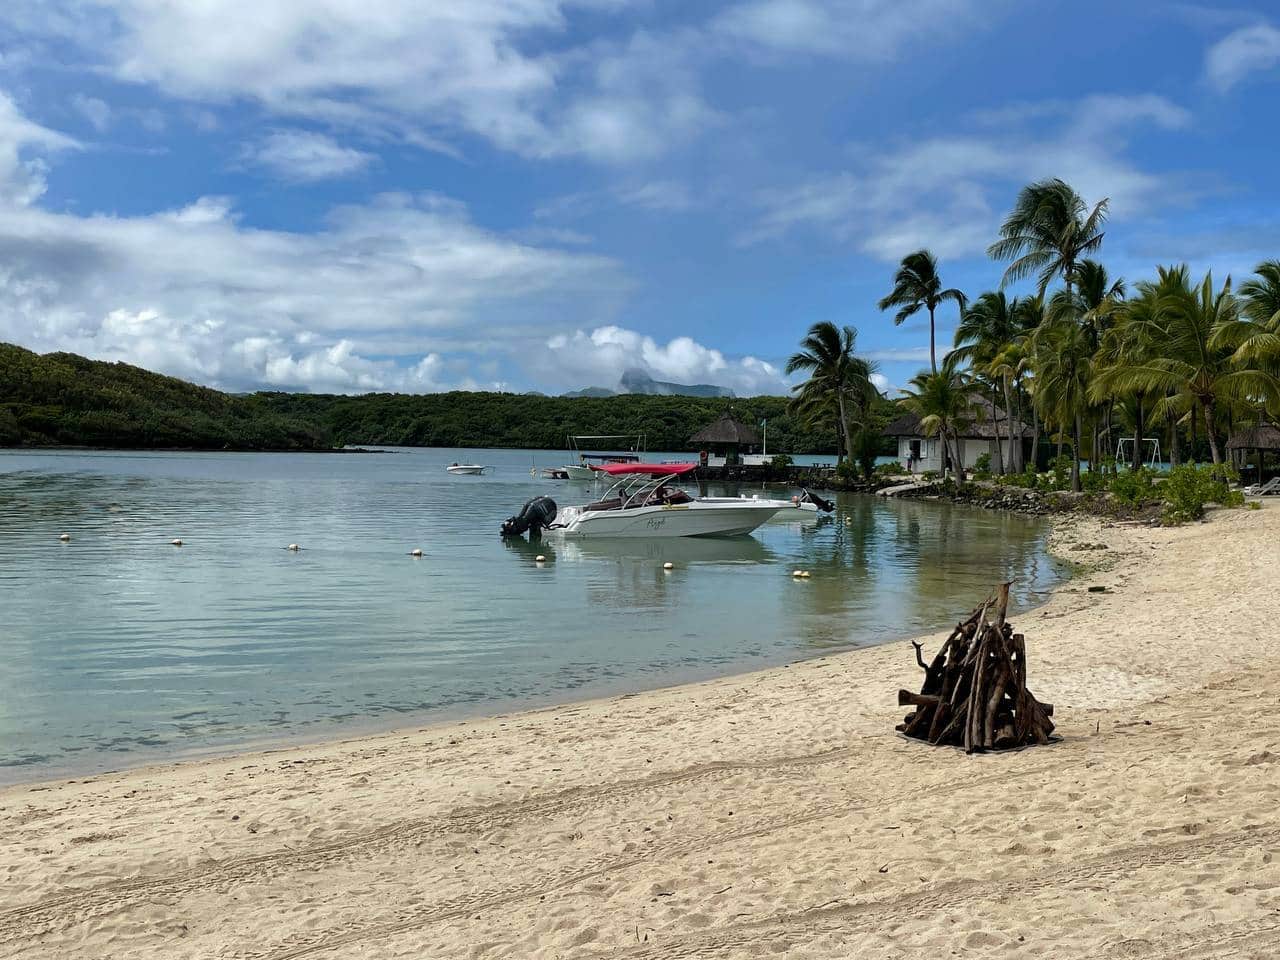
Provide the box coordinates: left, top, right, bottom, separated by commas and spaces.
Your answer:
0, 2, 1278, 395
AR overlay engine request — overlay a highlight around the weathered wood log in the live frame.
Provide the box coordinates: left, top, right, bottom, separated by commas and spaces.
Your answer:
898, 690, 941, 707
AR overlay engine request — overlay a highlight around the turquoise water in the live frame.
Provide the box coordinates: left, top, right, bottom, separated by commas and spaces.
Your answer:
0, 447, 1064, 783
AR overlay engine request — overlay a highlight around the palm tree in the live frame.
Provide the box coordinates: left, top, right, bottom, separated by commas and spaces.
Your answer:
1091, 266, 1279, 464
1031, 315, 1093, 491
897, 353, 978, 478
954, 291, 1023, 474
786, 322, 880, 463
1239, 260, 1280, 327
878, 249, 967, 374
988, 178, 1109, 295
1212, 260, 1280, 380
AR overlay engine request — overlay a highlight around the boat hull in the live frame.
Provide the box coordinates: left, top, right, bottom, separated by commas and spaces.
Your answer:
552, 500, 781, 538
446, 465, 488, 475
562, 464, 598, 481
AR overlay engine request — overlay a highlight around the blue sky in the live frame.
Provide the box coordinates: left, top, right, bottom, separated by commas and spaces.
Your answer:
0, 1, 1278, 396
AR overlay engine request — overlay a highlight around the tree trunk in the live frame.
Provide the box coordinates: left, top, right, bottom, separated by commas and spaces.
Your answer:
1071, 414, 1082, 492
1169, 415, 1181, 467
1002, 377, 1019, 473
928, 305, 937, 374
1105, 400, 1115, 471
1202, 399, 1221, 464
1031, 403, 1040, 472
1132, 392, 1145, 471
836, 391, 853, 467
1190, 402, 1197, 461
989, 387, 1005, 475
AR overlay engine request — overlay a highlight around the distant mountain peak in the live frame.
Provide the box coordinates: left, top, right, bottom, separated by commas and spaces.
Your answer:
562, 369, 733, 398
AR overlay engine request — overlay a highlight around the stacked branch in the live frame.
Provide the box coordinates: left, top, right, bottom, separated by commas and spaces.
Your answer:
896, 582, 1055, 753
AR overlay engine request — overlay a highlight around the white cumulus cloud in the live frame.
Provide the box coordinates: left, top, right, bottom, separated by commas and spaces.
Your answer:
1205, 23, 1280, 92
242, 130, 376, 182
535, 325, 788, 395
743, 93, 1191, 260
0, 95, 627, 393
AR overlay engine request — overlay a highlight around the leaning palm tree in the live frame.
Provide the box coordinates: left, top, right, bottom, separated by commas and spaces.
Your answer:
786, 322, 880, 463
897, 353, 978, 478
988, 178, 1108, 295
878, 249, 966, 374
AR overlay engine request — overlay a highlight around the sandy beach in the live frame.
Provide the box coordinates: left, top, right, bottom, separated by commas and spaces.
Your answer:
3, 504, 1280, 959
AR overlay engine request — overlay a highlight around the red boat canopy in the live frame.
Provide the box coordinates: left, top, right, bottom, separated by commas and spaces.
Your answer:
592, 462, 698, 476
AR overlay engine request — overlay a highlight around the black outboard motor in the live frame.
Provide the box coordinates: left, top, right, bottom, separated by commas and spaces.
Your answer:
800, 488, 835, 513
501, 496, 558, 539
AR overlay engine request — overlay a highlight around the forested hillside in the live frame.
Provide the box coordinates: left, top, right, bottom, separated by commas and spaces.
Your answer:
1, 343, 897, 454
257, 390, 897, 453
0, 343, 333, 450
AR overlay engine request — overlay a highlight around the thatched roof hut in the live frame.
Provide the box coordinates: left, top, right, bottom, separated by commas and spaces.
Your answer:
689, 411, 761, 446
1226, 422, 1280, 452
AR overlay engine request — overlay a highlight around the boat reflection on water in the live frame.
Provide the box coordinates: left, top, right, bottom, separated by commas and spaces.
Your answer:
502, 531, 774, 566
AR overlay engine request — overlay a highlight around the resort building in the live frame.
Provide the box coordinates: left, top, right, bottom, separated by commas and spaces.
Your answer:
885, 398, 1032, 474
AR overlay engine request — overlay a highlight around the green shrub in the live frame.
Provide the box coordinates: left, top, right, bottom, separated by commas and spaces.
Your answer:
1049, 455, 1072, 491
973, 452, 991, 475
1109, 467, 1157, 505
1160, 463, 1243, 523
1081, 470, 1107, 494
770, 453, 794, 469
875, 460, 908, 476
921, 470, 940, 481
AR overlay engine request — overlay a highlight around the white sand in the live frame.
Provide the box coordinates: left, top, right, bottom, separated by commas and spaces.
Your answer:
3, 504, 1280, 959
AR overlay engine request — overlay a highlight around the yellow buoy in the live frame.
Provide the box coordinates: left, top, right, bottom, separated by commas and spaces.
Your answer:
663, 562, 674, 570
58, 533, 71, 542
792, 569, 803, 577
410, 548, 423, 557
287, 543, 300, 551
171, 538, 183, 547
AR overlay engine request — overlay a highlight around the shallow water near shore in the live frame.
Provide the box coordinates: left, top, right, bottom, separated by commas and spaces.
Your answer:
0, 446, 1065, 782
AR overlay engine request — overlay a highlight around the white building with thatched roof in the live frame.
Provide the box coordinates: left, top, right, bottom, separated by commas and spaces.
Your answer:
885, 397, 1032, 474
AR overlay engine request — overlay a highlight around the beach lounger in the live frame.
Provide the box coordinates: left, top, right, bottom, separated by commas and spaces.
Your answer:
1243, 477, 1280, 496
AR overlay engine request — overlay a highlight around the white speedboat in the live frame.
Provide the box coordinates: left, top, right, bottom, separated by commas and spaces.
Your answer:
446, 463, 489, 475
547, 463, 783, 538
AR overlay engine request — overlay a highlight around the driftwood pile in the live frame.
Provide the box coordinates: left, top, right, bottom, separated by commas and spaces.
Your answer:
897, 582, 1055, 753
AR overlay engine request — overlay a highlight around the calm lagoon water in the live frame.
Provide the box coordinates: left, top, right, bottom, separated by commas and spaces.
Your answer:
0, 446, 1065, 782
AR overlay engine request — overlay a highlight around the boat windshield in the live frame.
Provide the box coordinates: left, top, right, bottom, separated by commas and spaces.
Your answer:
584, 472, 694, 511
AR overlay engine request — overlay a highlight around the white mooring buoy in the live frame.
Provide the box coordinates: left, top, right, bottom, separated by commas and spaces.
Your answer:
800, 570, 812, 579
171, 538, 183, 547
663, 562, 674, 570
410, 548, 423, 557
535, 555, 546, 563
792, 569, 803, 577
58, 533, 71, 542
287, 543, 300, 551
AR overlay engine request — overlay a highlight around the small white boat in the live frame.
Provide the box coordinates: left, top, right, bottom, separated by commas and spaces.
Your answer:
446, 463, 489, 475
542, 463, 783, 538
560, 435, 645, 481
